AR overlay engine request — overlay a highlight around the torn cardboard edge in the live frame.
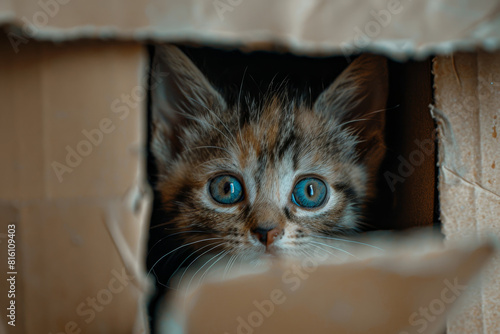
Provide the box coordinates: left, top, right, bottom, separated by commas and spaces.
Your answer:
1, 0, 500, 60
433, 52, 500, 334
160, 235, 497, 334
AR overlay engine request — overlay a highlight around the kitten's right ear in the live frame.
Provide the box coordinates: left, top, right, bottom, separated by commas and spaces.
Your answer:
151, 45, 226, 169
313, 54, 388, 136
313, 54, 388, 176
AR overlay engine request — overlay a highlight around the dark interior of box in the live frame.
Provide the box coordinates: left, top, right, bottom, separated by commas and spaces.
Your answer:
145, 43, 437, 332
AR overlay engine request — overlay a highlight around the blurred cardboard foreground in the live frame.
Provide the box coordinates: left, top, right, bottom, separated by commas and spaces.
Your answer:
161, 236, 496, 334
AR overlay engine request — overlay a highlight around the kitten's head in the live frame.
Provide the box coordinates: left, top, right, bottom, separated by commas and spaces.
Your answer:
151, 45, 388, 261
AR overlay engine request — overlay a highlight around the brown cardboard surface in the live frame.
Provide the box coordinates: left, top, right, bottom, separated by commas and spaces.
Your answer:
0, 36, 151, 333
434, 51, 500, 333
0, 38, 147, 200
161, 238, 495, 334
0, 0, 148, 31
0, 201, 148, 334
1, 1, 500, 59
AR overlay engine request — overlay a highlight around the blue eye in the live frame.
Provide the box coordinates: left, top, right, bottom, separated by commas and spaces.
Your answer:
291, 178, 327, 208
209, 175, 244, 204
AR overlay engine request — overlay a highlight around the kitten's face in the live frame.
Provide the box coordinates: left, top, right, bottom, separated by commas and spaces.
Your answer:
151, 46, 388, 262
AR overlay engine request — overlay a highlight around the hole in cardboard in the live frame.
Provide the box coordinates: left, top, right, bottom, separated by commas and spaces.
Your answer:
145, 43, 438, 332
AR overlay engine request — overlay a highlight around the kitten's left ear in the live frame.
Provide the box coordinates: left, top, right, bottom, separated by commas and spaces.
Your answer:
151, 45, 227, 170
152, 45, 227, 126
314, 54, 388, 167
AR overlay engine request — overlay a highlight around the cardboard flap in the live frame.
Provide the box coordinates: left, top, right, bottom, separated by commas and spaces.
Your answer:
161, 237, 496, 334
2, 0, 500, 58
0, 36, 151, 334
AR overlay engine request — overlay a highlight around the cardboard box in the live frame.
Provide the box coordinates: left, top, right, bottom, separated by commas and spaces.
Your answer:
434, 52, 500, 334
161, 235, 496, 334
0, 1, 499, 333
0, 37, 151, 333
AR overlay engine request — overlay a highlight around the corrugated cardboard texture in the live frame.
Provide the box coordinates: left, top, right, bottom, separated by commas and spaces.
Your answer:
0, 36, 151, 333
434, 52, 500, 333
1, 0, 500, 59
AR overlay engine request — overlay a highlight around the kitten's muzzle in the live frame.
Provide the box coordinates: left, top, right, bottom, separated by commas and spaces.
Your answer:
251, 226, 283, 248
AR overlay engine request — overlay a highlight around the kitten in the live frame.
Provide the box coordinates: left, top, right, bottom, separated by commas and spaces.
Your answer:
149, 45, 388, 272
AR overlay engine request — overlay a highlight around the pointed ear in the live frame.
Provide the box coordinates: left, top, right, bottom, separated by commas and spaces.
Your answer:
314, 54, 388, 136
150, 45, 226, 169
314, 54, 388, 170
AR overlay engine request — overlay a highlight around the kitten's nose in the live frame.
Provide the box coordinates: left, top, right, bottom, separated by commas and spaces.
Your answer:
251, 227, 283, 247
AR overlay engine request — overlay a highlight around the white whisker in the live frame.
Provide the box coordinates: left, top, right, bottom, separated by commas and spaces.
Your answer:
198, 250, 230, 285
310, 241, 358, 259
176, 243, 223, 290
223, 254, 236, 279
184, 249, 226, 296
147, 230, 210, 256
166, 242, 222, 287
311, 235, 384, 251
147, 238, 223, 277
226, 253, 241, 278
309, 243, 341, 259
